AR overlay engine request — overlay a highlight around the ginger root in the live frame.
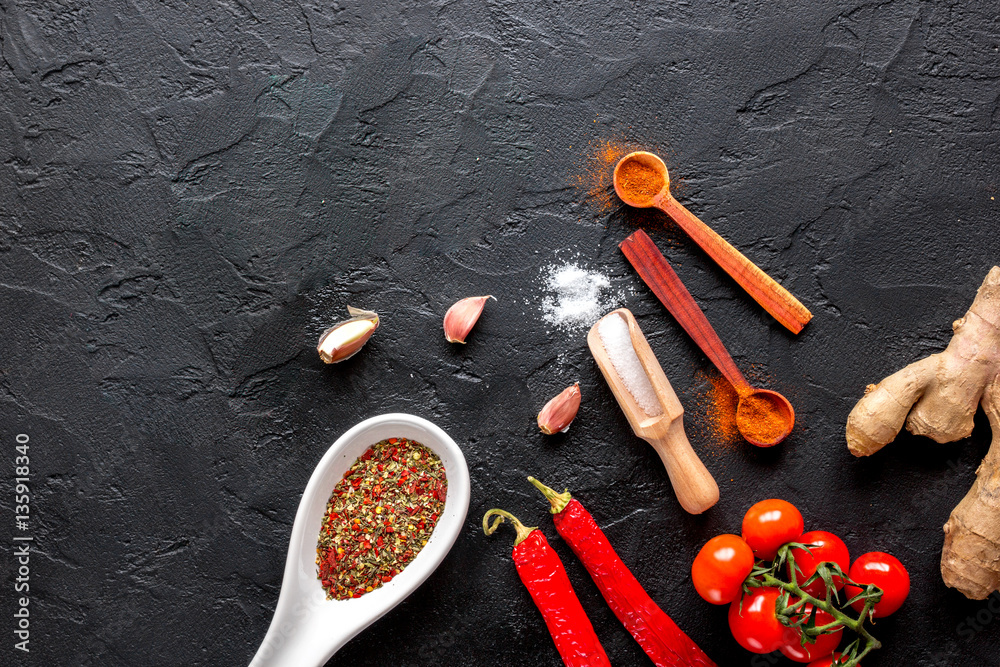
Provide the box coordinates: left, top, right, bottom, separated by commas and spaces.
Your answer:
846, 266, 1000, 600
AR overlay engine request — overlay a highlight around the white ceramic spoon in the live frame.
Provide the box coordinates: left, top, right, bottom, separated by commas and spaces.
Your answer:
249, 413, 471, 667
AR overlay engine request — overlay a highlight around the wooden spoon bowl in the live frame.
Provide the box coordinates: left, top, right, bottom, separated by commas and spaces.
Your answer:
736, 388, 795, 448
613, 151, 669, 208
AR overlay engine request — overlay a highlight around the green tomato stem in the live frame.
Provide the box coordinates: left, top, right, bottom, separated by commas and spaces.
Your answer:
757, 571, 881, 667
813, 620, 843, 633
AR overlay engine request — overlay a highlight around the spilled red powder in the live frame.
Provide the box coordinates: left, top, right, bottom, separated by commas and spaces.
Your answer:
574, 138, 629, 213
688, 366, 791, 451
689, 368, 741, 446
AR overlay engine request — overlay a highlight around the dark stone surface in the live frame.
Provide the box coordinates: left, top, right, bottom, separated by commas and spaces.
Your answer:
2, 1, 999, 665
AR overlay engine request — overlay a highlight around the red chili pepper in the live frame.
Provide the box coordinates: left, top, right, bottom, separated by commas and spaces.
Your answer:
483, 509, 611, 667
529, 478, 716, 667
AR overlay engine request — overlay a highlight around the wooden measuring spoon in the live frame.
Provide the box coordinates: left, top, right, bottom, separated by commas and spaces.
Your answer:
613, 151, 812, 334
620, 229, 795, 447
588, 308, 719, 514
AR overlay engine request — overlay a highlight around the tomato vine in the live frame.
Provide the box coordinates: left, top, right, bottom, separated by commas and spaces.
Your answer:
744, 543, 883, 667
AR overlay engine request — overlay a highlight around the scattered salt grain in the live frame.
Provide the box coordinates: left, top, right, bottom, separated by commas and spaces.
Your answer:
541, 263, 618, 330
597, 313, 663, 416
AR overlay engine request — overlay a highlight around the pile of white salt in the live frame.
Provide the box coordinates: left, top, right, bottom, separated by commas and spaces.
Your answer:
597, 313, 663, 416
541, 263, 618, 330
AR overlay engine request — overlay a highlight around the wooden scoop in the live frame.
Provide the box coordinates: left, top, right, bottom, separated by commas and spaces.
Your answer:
588, 308, 719, 514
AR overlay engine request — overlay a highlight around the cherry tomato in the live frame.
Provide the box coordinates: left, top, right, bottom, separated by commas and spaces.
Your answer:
808, 653, 857, 667
778, 603, 843, 663
742, 499, 804, 560
728, 587, 797, 654
845, 552, 910, 617
692, 534, 755, 604
788, 531, 850, 597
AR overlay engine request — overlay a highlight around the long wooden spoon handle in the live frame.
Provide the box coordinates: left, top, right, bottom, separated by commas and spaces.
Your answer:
656, 194, 812, 334
620, 229, 750, 392
647, 420, 719, 515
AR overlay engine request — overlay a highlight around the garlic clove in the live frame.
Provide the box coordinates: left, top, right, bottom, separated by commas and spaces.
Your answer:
317, 307, 379, 363
443, 296, 494, 344
537, 383, 582, 435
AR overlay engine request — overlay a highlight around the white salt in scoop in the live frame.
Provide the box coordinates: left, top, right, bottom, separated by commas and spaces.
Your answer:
597, 313, 663, 417
588, 309, 719, 514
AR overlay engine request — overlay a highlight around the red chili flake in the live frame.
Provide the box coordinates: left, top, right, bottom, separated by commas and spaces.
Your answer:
316, 437, 446, 601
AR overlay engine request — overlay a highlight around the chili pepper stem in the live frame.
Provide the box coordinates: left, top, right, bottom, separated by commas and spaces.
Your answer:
755, 571, 881, 667
527, 476, 573, 514
483, 509, 537, 546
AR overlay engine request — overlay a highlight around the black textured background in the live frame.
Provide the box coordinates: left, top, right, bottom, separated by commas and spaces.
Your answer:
2, 1, 999, 665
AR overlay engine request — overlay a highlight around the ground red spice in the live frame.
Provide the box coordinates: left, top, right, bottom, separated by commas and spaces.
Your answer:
316, 437, 446, 600
736, 393, 789, 443
617, 159, 665, 203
